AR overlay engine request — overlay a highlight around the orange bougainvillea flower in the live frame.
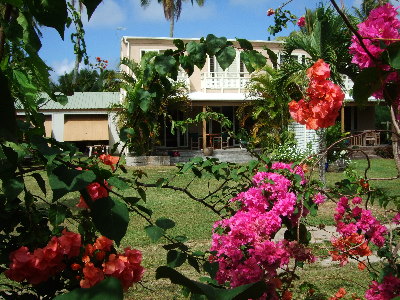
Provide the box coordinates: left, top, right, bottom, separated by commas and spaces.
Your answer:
282, 290, 293, 300
358, 261, 367, 270
99, 154, 119, 171
289, 59, 344, 130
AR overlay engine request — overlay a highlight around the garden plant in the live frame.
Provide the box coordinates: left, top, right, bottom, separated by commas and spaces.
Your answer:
1, 0, 400, 299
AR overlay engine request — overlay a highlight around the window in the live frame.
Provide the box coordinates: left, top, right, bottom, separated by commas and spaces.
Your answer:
140, 49, 165, 58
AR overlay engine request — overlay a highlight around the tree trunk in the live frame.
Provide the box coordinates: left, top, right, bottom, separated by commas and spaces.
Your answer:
169, 18, 174, 38
390, 106, 400, 173
72, 38, 80, 85
0, 71, 17, 141
317, 129, 327, 186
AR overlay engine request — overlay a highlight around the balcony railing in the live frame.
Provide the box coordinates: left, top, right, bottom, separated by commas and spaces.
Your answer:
201, 72, 250, 92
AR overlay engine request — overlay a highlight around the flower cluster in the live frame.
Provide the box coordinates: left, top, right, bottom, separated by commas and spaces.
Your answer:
330, 196, 387, 265
78, 236, 144, 290
349, 4, 400, 70
329, 288, 347, 300
297, 16, 305, 27
288, 59, 345, 130
5, 230, 81, 284
99, 154, 119, 171
95, 56, 108, 70
210, 163, 315, 298
77, 180, 110, 208
365, 275, 400, 300
6, 233, 144, 291
349, 3, 400, 113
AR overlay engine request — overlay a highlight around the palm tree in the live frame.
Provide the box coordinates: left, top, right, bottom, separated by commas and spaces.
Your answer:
352, 0, 389, 21
140, 0, 204, 37
283, 6, 358, 85
71, 0, 83, 85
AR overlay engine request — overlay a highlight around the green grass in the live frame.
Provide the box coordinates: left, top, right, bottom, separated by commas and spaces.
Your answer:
4, 159, 399, 299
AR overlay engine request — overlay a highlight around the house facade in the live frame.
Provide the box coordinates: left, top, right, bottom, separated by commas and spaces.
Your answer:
120, 36, 317, 151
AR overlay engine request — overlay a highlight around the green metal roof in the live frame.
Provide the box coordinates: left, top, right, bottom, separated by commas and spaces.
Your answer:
37, 92, 120, 110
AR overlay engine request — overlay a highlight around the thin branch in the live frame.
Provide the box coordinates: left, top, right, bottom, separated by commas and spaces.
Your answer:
329, 0, 377, 63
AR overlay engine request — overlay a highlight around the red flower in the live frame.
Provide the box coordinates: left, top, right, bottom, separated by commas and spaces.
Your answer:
267, 8, 274, 16
77, 180, 109, 208
99, 154, 119, 171
297, 16, 306, 27
94, 236, 113, 252
80, 262, 104, 288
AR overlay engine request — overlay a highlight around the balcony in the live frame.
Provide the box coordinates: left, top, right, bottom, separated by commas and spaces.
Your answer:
201, 72, 250, 92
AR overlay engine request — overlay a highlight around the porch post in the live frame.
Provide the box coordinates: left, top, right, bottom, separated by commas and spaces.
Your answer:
341, 105, 345, 133
202, 106, 207, 150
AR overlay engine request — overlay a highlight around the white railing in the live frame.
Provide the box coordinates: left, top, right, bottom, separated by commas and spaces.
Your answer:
341, 75, 354, 94
201, 72, 250, 92
172, 71, 190, 92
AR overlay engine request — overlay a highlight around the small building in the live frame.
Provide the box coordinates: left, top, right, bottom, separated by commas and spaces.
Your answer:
17, 92, 120, 154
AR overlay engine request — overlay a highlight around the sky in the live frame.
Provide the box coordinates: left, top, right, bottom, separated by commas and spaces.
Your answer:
40, 0, 361, 81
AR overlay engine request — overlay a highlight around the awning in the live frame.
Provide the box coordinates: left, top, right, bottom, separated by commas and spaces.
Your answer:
64, 114, 109, 141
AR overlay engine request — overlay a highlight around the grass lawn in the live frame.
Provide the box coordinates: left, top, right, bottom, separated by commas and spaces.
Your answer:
3, 158, 399, 299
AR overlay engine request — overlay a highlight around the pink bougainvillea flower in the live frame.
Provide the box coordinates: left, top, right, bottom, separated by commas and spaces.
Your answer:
297, 16, 306, 27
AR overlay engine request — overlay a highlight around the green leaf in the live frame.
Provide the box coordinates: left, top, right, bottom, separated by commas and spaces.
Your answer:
91, 197, 129, 246
48, 166, 96, 201
353, 67, 383, 104
156, 217, 175, 230
145, 225, 165, 242
27, 0, 68, 38
54, 277, 123, 300
215, 47, 236, 71
179, 56, 194, 76
31, 173, 46, 195
3, 0, 23, 7
56, 95, 68, 105
119, 127, 134, 143
49, 204, 68, 227
154, 55, 177, 76
382, 41, 400, 69
138, 89, 154, 112
246, 50, 267, 71
0, 144, 18, 179
13, 70, 37, 94
2, 178, 24, 200
81, 0, 103, 20
173, 39, 185, 50
107, 177, 129, 190
156, 266, 266, 300
205, 34, 227, 56
203, 261, 219, 279
137, 187, 146, 202
167, 250, 187, 268
264, 47, 278, 69
240, 52, 255, 74
186, 41, 207, 69
236, 38, 253, 51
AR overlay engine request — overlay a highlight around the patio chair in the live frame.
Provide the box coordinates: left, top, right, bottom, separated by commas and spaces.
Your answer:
190, 133, 203, 150
364, 132, 378, 146
213, 132, 230, 149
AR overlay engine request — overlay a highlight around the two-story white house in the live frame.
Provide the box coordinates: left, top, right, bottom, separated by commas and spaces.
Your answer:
120, 36, 319, 151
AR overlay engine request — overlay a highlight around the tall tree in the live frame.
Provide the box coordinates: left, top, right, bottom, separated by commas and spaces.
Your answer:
140, 0, 204, 37
71, 0, 84, 85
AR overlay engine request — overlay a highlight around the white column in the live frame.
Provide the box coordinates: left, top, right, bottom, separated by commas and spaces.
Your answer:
52, 112, 64, 142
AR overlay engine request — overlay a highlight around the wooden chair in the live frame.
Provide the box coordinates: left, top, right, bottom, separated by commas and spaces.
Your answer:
364, 132, 378, 146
